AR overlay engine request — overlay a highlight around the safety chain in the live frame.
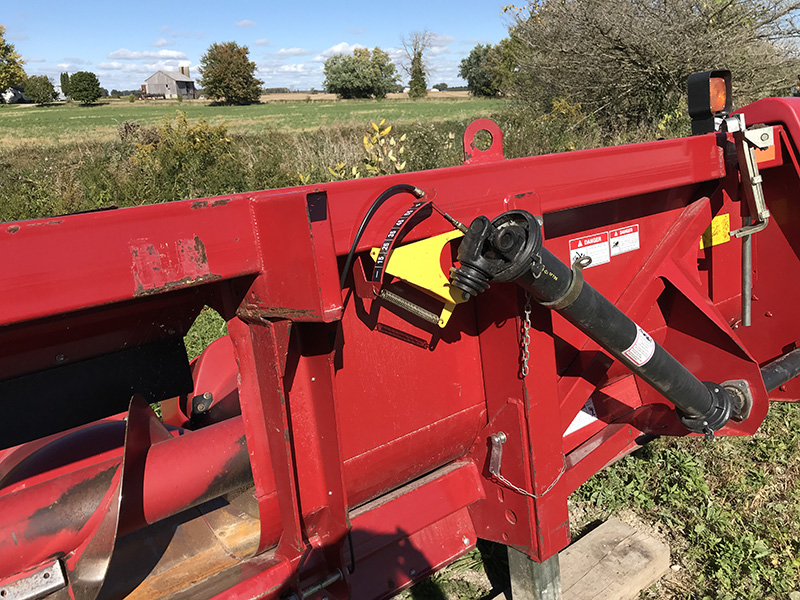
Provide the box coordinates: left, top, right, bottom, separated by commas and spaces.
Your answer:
520, 291, 532, 378
493, 468, 565, 500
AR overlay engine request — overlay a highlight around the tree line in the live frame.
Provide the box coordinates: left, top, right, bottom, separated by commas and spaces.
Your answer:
4, 0, 800, 117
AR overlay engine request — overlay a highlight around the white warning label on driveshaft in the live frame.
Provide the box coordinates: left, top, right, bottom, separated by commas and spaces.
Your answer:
569, 232, 610, 268
623, 325, 655, 367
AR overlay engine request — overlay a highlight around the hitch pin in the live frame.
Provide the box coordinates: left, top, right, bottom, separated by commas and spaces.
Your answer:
489, 432, 507, 476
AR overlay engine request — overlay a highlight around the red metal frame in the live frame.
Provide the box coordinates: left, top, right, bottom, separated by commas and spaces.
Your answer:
1, 97, 799, 599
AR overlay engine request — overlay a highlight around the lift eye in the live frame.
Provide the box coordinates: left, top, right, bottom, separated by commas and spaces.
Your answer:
688, 69, 732, 135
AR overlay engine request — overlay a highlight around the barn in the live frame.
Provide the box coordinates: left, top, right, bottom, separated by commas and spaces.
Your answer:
144, 67, 197, 99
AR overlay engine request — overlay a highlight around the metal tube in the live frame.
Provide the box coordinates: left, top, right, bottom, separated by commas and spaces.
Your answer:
761, 348, 800, 392
517, 247, 733, 432
451, 210, 737, 435
742, 217, 752, 327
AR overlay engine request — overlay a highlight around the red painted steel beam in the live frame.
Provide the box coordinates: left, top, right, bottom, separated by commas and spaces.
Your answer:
0, 135, 723, 329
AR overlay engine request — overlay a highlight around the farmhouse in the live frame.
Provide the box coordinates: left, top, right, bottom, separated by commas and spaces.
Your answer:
144, 67, 197, 99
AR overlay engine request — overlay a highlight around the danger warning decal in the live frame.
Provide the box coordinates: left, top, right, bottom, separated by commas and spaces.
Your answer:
568, 224, 640, 268
569, 232, 610, 268
610, 225, 640, 256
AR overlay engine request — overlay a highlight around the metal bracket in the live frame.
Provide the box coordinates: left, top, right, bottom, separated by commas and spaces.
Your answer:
0, 560, 66, 600
725, 115, 771, 237
722, 379, 753, 422
539, 255, 591, 310
489, 431, 506, 476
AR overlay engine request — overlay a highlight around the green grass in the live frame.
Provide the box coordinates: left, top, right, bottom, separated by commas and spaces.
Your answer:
0, 97, 506, 146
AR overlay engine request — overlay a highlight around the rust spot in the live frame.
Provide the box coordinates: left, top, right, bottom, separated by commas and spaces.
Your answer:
25, 465, 119, 539
25, 220, 63, 227
192, 200, 209, 209
133, 273, 222, 297
211, 199, 230, 207
193, 236, 208, 265
7, 225, 19, 233
131, 236, 217, 296
236, 302, 318, 322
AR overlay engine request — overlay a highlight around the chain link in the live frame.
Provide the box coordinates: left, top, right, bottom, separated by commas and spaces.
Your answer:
493, 468, 565, 500
521, 292, 532, 378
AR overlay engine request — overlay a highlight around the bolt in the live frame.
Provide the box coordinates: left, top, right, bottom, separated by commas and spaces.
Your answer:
761, 132, 770, 141
491, 432, 507, 444
56, 353, 65, 363
462, 536, 470, 546
410, 569, 416, 577
203, 392, 212, 400
197, 404, 205, 411
780, 385, 788, 392
43, 572, 50, 579
766, 311, 774, 317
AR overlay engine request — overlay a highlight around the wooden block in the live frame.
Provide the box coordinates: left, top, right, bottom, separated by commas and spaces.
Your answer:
559, 518, 669, 600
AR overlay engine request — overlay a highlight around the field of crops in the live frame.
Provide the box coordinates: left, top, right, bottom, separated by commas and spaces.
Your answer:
0, 94, 505, 147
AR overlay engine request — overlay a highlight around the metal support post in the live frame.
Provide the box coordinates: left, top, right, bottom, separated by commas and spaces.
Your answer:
508, 547, 562, 600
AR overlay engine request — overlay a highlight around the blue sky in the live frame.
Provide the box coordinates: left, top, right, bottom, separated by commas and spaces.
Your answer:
3, 1, 512, 92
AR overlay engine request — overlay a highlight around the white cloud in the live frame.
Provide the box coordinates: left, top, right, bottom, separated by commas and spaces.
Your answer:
429, 33, 455, 56
108, 48, 187, 60
277, 47, 313, 57
97, 60, 193, 75
348, 28, 365, 35
235, 19, 257, 27
152, 38, 171, 47
279, 64, 310, 73
313, 42, 365, 62
23, 57, 46, 63
254, 38, 270, 46
63, 56, 90, 65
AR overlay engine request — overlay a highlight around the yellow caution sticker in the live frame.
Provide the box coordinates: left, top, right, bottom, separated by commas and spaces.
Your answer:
700, 214, 730, 249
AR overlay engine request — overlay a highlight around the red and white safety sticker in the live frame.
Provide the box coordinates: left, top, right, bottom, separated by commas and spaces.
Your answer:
623, 325, 655, 367
610, 225, 640, 256
568, 232, 610, 268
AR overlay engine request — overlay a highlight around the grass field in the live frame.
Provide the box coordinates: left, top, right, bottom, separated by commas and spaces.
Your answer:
0, 95, 505, 147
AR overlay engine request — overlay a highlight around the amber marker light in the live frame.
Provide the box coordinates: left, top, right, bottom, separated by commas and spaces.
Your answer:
709, 77, 728, 114
688, 70, 732, 135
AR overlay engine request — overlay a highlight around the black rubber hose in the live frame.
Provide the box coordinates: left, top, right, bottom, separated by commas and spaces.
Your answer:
339, 184, 425, 289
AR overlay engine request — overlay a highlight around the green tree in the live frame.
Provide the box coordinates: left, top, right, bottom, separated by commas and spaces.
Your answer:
508, 0, 800, 124
25, 75, 57, 105
60, 72, 70, 99
433, 82, 448, 91
0, 25, 26, 95
69, 71, 101, 104
199, 42, 262, 105
402, 31, 432, 99
459, 44, 500, 97
323, 47, 398, 99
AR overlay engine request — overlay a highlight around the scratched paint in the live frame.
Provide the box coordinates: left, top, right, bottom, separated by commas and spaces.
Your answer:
131, 236, 219, 296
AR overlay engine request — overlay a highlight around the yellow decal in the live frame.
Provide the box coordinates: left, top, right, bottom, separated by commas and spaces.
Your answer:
700, 214, 730, 249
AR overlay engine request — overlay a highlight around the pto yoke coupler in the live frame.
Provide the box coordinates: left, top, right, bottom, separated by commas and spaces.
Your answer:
450, 209, 746, 436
